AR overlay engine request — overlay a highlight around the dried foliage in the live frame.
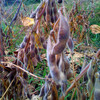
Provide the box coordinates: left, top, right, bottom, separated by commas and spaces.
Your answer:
0, 0, 100, 100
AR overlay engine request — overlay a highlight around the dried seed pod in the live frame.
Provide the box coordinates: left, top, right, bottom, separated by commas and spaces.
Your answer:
0, 67, 3, 73
51, 66, 66, 85
43, 80, 51, 100
39, 85, 45, 97
66, 69, 73, 79
87, 80, 94, 96
30, 43, 35, 50
57, 0, 62, 3
67, 37, 74, 53
53, 7, 57, 14
53, 13, 70, 55
25, 46, 30, 54
46, 0, 51, 23
61, 81, 67, 96
47, 36, 55, 67
59, 53, 73, 79
51, 0, 55, 7
59, 54, 66, 73
51, 16, 54, 23
51, 82, 58, 100
23, 72, 28, 79
50, 9, 53, 17
24, 35, 29, 43
43, 43, 47, 49
36, 55, 41, 62
47, 36, 66, 86
87, 60, 94, 80
20, 42, 26, 49
40, 36, 45, 43
34, 47, 38, 55
32, 57, 38, 66
17, 50, 23, 66
30, 50, 35, 58
30, 34, 35, 42
81, 92, 87, 100
94, 72, 100, 100
17, 60, 22, 66
24, 55, 28, 65
54, 15, 58, 23
87, 60, 94, 96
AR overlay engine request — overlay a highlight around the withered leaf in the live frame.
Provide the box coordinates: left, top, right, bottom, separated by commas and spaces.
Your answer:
21, 17, 35, 26
90, 25, 100, 34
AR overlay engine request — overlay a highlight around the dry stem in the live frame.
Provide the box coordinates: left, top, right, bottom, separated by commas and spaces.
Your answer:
0, 79, 14, 100
1, 61, 45, 80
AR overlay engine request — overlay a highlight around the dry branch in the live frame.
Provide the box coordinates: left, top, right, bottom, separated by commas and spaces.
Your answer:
1, 62, 45, 80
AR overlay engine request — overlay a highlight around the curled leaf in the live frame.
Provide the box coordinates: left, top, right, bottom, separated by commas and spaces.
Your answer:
21, 17, 35, 26
90, 25, 100, 34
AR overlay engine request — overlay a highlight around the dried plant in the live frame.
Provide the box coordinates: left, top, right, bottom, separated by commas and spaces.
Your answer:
0, 0, 100, 100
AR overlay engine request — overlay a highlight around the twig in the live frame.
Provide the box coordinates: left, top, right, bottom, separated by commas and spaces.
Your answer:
1, 62, 45, 80
9, 1, 22, 26
59, 62, 91, 99
64, 63, 90, 96
71, 88, 76, 100
0, 78, 14, 100
70, 54, 79, 100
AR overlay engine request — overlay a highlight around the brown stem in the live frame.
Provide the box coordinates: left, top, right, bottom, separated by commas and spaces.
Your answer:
0, 78, 14, 100
1, 62, 45, 80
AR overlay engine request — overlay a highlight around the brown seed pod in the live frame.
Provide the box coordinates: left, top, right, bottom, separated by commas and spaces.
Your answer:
24, 35, 29, 43
53, 13, 70, 55
67, 37, 74, 53
30, 43, 35, 50
34, 47, 38, 55
51, 16, 54, 23
36, 55, 41, 62
40, 36, 45, 43
25, 46, 30, 54
17, 60, 22, 66
53, 7, 57, 14
43, 43, 47, 49
94, 72, 100, 100
23, 72, 28, 79
47, 36, 55, 66
39, 85, 45, 97
20, 42, 26, 49
57, 0, 62, 3
87, 61, 94, 96
30, 34, 35, 42
32, 57, 38, 66
46, 0, 51, 23
50, 9, 53, 17
30, 50, 35, 58
24, 55, 28, 64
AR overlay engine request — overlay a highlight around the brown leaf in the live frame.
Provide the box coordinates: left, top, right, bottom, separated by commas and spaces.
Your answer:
90, 25, 100, 34
21, 17, 35, 26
